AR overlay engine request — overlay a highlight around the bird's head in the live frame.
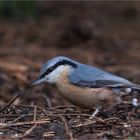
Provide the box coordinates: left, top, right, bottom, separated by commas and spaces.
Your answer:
32, 56, 77, 86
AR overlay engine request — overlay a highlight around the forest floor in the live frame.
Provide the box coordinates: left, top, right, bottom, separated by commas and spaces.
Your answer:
0, 2, 140, 140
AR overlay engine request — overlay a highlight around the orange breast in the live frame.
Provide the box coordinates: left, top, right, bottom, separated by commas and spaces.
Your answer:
55, 67, 121, 110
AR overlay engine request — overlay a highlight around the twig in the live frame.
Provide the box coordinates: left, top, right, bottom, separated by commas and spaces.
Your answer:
16, 105, 38, 138
9, 114, 33, 124
43, 112, 92, 117
0, 95, 19, 114
21, 124, 37, 138
7, 126, 24, 133
128, 121, 140, 127
33, 105, 37, 122
59, 114, 74, 140
89, 116, 104, 122
53, 105, 75, 109
75, 120, 97, 127
0, 119, 50, 128
75, 117, 116, 128
43, 131, 55, 138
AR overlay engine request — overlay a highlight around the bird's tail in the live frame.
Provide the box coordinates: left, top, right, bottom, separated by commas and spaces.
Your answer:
130, 83, 140, 91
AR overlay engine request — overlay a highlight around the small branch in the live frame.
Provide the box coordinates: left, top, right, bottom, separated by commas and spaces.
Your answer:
0, 119, 50, 128
21, 124, 37, 138
43, 131, 55, 138
128, 121, 140, 127
33, 105, 37, 122
59, 114, 74, 140
9, 114, 33, 124
0, 95, 19, 114
75, 120, 97, 128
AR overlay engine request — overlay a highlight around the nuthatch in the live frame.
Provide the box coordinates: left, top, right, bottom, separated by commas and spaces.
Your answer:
32, 56, 140, 116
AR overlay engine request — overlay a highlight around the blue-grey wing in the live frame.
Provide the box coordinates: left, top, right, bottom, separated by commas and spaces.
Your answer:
69, 64, 139, 89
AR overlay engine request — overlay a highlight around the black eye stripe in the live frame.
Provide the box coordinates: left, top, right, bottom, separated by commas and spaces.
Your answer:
39, 67, 54, 79
48, 67, 53, 72
39, 60, 77, 79
39, 71, 47, 79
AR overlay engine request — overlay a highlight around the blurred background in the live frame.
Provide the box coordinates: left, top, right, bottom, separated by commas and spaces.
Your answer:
0, 1, 140, 108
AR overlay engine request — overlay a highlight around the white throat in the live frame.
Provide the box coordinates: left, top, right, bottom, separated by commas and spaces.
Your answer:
46, 65, 67, 83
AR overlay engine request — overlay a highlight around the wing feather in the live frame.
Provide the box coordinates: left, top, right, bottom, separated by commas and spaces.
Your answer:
69, 64, 140, 89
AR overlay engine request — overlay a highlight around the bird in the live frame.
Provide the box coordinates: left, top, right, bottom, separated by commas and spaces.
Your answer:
32, 56, 140, 116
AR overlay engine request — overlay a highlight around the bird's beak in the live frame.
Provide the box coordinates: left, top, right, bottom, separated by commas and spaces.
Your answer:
32, 78, 45, 86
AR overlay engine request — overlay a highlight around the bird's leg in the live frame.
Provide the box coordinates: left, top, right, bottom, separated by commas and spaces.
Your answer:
91, 108, 99, 117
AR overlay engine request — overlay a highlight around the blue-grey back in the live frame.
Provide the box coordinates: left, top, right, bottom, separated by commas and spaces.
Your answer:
69, 62, 132, 87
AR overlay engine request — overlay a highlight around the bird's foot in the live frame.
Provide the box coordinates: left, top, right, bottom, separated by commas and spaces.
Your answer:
90, 108, 99, 119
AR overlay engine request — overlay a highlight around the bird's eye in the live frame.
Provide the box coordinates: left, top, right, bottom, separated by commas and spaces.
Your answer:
48, 67, 53, 73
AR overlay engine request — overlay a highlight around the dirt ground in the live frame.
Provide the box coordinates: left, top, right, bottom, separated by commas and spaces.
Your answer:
0, 2, 140, 140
